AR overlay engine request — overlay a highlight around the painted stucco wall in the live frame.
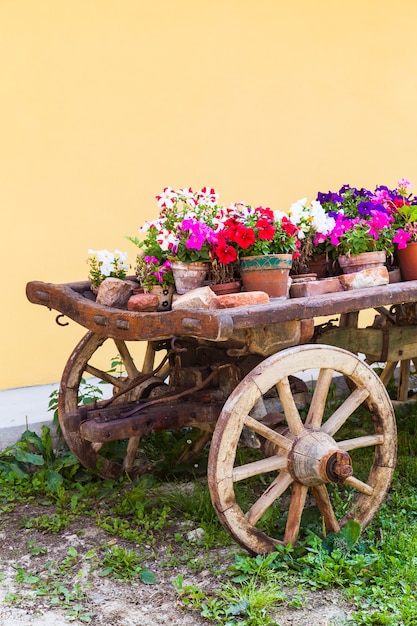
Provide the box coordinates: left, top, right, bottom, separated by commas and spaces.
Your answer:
2, 0, 417, 389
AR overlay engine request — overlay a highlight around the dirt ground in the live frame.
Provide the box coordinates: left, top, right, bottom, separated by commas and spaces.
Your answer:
0, 501, 354, 626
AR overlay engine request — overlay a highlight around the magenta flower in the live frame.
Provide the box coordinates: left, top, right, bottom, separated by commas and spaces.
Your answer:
182, 219, 216, 251
393, 229, 412, 249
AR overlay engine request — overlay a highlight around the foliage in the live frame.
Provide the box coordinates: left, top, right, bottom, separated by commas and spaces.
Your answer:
98, 544, 156, 583
0, 425, 79, 489
87, 249, 129, 287
134, 254, 174, 287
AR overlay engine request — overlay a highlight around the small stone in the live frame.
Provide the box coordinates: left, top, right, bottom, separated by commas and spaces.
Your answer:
338, 266, 389, 290
127, 293, 160, 311
171, 286, 216, 310
211, 291, 270, 309
95, 278, 133, 308
186, 527, 205, 542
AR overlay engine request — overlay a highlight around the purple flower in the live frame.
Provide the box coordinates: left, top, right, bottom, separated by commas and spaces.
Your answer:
316, 191, 343, 204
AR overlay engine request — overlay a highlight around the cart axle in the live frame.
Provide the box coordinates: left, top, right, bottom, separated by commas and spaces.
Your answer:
288, 430, 353, 487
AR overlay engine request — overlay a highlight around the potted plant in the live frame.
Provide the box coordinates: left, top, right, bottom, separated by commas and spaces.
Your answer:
213, 203, 300, 297
129, 187, 221, 294
316, 184, 395, 274
388, 177, 417, 280
87, 249, 130, 292
133, 254, 175, 310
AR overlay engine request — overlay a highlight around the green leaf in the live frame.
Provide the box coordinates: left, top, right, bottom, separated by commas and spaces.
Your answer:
15, 449, 45, 466
339, 519, 362, 549
140, 568, 157, 584
46, 469, 64, 491
99, 567, 113, 577
67, 546, 78, 558
5, 461, 30, 477
20, 430, 45, 453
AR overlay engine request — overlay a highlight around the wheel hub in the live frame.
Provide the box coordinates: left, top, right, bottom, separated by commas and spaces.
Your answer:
288, 429, 353, 486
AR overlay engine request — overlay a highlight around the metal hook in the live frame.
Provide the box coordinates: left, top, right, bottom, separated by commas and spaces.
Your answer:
56, 314, 69, 327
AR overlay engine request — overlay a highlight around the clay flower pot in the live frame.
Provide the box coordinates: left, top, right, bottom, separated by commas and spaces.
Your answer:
171, 260, 210, 294
337, 251, 386, 274
397, 241, 417, 281
239, 254, 292, 299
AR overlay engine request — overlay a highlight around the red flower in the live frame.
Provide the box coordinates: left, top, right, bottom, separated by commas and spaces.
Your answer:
232, 225, 256, 249
213, 233, 238, 264
257, 206, 274, 220
281, 216, 298, 236
255, 217, 276, 241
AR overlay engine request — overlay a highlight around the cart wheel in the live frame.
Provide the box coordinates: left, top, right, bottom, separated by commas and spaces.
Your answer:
208, 344, 397, 554
58, 332, 169, 479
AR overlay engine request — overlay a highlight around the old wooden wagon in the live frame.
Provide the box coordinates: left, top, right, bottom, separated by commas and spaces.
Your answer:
26, 278, 417, 554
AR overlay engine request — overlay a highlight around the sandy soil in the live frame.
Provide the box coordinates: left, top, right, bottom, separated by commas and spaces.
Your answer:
0, 501, 354, 626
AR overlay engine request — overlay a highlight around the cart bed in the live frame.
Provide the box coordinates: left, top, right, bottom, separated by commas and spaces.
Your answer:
26, 279, 417, 342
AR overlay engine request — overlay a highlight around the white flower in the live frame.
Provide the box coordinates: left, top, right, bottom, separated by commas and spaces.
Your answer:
273, 209, 287, 222
100, 262, 113, 277
157, 229, 177, 252
156, 187, 177, 209
288, 198, 308, 225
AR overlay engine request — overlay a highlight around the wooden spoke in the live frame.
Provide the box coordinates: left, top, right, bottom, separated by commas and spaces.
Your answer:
232, 455, 288, 482
115, 339, 141, 379
246, 472, 293, 526
311, 484, 341, 534
123, 436, 141, 471
338, 434, 384, 451
379, 361, 398, 387
142, 342, 157, 374
84, 363, 128, 389
283, 483, 308, 545
305, 368, 335, 428
244, 415, 293, 451
344, 475, 374, 496
276, 377, 304, 435
321, 387, 370, 437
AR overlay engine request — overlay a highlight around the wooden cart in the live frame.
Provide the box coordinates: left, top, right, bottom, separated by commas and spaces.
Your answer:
26, 279, 417, 554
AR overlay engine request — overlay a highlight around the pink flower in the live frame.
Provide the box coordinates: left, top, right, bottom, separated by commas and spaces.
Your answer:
397, 178, 412, 191
368, 210, 393, 238
393, 229, 412, 249
182, 219, 216, 251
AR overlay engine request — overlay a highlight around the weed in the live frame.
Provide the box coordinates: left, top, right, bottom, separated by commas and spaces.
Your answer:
98, 544, 156, 584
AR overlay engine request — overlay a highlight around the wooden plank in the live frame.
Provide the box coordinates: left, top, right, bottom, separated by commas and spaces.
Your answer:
26, 279, 417, 343
318, 326, 417, 362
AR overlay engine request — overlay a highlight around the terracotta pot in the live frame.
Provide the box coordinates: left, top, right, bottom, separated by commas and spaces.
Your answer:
239, 254, 292, 299
290, 273, 317, 283
210, 280, 241, 295
171, 260, 210, 294
144, 284, 174, 311
337, 251, 386, 274
307, 253, 329, 278
397, 242, 417, 281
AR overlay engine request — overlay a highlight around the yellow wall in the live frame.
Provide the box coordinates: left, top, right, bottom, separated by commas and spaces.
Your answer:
2, 0, 417, 389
